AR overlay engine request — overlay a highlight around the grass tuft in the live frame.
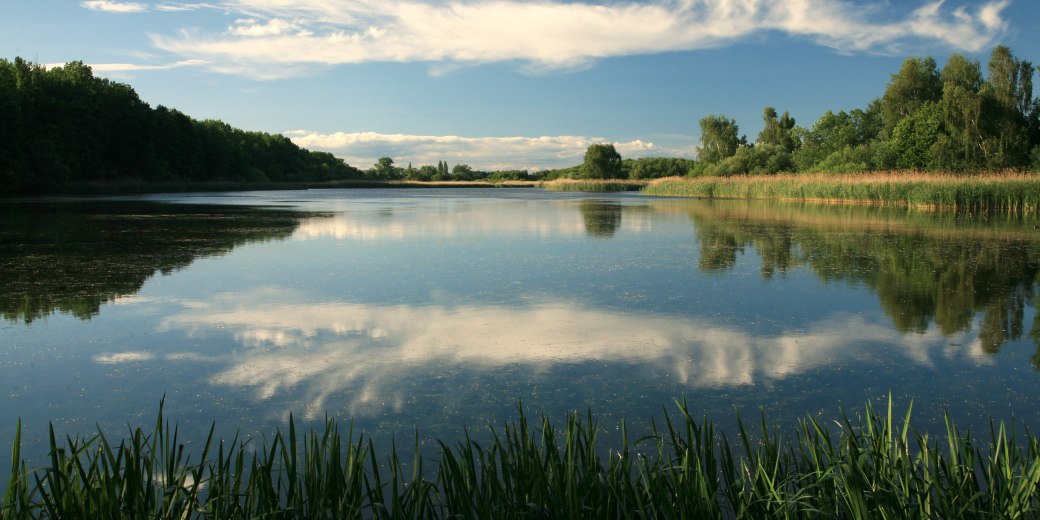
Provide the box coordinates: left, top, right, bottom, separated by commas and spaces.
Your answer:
2, 397, 1039, 518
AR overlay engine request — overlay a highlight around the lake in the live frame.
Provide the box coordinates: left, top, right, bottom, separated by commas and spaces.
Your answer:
2, 188, 1039, 467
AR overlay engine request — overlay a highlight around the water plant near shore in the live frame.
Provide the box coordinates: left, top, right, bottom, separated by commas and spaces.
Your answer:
540, 179, 649, 192
2, 397, 1039, 518
643, 172, 1040, 212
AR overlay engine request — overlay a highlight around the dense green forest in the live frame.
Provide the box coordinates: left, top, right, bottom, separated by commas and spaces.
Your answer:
693, 45, 1040, 176
0, 58, 363, 194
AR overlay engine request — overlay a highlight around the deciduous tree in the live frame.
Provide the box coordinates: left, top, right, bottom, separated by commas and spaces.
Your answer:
578, 143, 623, 179
698, 115, 742, 164
882, 57, 941, 136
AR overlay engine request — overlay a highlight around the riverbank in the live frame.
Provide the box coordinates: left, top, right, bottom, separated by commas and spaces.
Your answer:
3, 399, 1038, 518
642, 172, 1040, 212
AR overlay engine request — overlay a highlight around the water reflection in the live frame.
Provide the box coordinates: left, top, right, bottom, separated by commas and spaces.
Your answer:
579, 200, 622, 238
144, 287, 984, 419
5, 190, 1040, 471
0, 201, 322, 323
685, 201, 1040, 356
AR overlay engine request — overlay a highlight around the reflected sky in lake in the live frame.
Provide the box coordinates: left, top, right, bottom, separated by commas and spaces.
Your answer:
2, 189, 1039, 463
151, 288, 982, 419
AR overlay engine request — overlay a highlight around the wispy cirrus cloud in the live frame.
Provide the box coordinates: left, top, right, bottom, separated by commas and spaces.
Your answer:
82, 1, 219, 12
128, 0, 1013, 79
284, 130, 676, 170
90, 59, 209, 72
45, 59, 209, 74
227, 18, 306, 37
155, 2, 220, 11
81, 0, 148, 12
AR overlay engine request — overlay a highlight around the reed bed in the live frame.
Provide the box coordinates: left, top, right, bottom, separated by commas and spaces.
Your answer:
541, 179, 650, 192
643, 172, 1040, 212
3, 397, 1040, 519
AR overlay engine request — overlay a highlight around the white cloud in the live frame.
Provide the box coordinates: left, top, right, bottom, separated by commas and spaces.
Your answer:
141, 0, 1010, 79
284, 130, 680, 170
82, 1, 219, 13
86, 59, 209, 72
228, 18, 303, 37
94, 352, 155, 364
978, 0, 1011, 30
156, 2, 220, 11
290, 201, 630, 240
154, 288, 973, 419
81, 0, 148, 12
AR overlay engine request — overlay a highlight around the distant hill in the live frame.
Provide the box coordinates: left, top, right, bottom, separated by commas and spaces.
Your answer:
0, 58, 364, 194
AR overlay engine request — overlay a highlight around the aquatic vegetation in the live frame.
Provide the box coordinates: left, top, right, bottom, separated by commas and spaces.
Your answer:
643, 172, 1040, 212
541, 179, 649, 192
3, 398, 1039, 518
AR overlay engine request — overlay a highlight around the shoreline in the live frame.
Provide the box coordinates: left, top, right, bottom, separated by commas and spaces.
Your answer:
642, 172, 1040, 212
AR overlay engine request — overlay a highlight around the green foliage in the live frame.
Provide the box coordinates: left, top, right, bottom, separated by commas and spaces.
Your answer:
371, 157, 400, 179
780, 46, 1038, 174
936, 54, 986, 170
415, 165, 439, 181
981, 46, 1036, 169
809, 143, 875, 173
578, 143, 623, 179
794, 103, 883, 172
450, 163, 475, 180
0, 58, 364, 194
539, 165, 582, 180
881, 56, 942, 136
3, 399, 1040, 518
892, 102, 945, 170
485, 169, 531, 182
699, 144, 795, 176
623, 157, 696, 179
698, 115, 742, 164
757, 106, 798, 151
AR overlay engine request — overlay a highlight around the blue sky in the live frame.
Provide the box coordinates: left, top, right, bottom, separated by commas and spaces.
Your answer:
3, 0, 1039, 171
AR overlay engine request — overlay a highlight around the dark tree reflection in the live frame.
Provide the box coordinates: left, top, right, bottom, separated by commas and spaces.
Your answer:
0, 201, 323, 323
579, 200, 622, 238
687, 201, 1040, 353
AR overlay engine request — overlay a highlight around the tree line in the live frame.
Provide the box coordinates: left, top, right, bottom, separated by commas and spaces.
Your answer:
366, 156, 534, 182
547, 45, 1039, 179
366, 151, 695, 183
695, 45, 1040, 176
0, 58, 364, 194
6, 45, 1037, 193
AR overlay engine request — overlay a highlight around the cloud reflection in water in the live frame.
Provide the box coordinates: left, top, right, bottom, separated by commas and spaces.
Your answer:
146, 288, 977, 419
290, 199, 655, 241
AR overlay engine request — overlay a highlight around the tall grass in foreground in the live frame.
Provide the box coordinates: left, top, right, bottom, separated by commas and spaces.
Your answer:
643, 172, 1040, 212
541, 179, 650, 192
3, 398, 1040, 518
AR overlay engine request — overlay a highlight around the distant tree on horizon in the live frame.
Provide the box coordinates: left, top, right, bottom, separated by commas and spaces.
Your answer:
578, 143, 623, 179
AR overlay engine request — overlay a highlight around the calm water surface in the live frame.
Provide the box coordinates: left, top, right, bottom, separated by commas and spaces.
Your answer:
2, 188, 1039, 464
